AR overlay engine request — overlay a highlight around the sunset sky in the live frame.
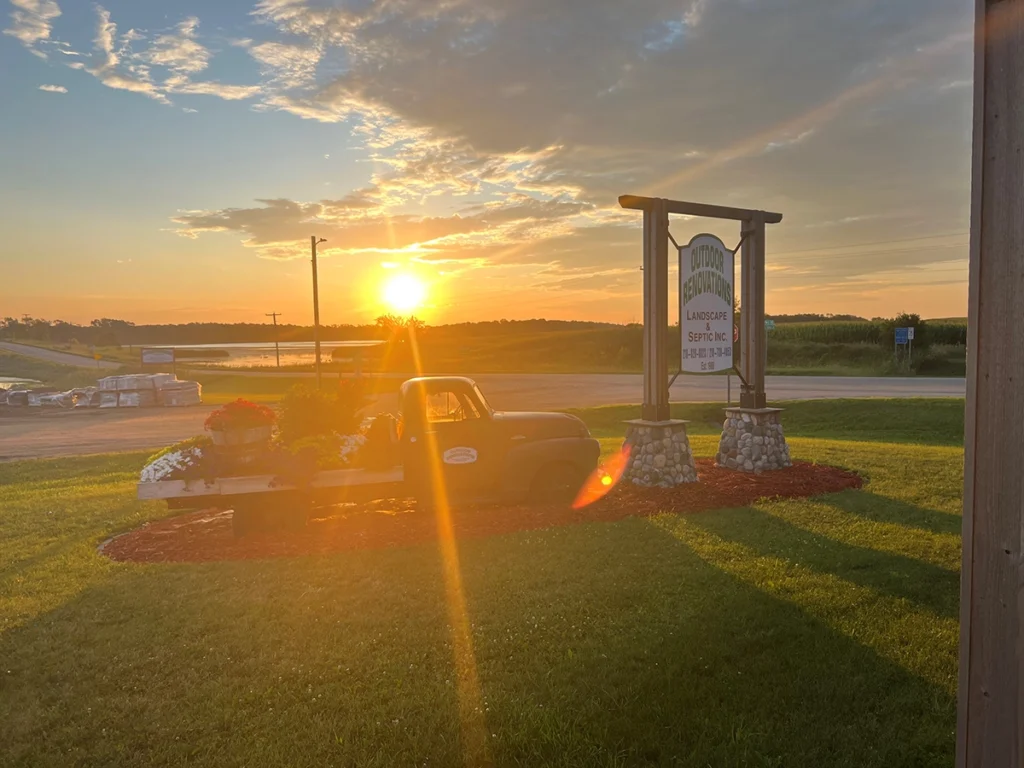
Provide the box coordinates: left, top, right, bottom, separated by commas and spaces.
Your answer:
1, 0, 972, 326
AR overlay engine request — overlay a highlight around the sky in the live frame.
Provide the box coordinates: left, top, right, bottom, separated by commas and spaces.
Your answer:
0, 0, 973, 326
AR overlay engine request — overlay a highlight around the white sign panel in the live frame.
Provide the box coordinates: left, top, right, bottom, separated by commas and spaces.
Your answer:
443, 446, 478, 465
680, 234, 734, 373
141, 348, 175, 365
907, 327, 915, 341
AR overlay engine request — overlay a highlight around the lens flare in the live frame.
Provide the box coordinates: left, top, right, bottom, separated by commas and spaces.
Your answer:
572, 445, 632, 509
405, 325, 490, 766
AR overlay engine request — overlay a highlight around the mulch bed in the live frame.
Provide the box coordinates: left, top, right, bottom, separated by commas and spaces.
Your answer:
102, 460, 861, 564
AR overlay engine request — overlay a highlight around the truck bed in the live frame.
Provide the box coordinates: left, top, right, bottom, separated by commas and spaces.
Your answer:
137, 466, 404, 501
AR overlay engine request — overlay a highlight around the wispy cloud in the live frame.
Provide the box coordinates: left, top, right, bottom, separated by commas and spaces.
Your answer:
144, 16, 209, 75
3, 0, 60, 50
87, 6, 170, 103
38, 83, 67, 93
76, 6, 260, 106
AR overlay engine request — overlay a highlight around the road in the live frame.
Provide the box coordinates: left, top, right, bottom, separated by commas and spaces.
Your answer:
0, 341, 120, 369
0, 374, 965, 461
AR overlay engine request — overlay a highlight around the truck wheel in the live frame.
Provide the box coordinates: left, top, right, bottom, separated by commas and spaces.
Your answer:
530, 463, 585, 504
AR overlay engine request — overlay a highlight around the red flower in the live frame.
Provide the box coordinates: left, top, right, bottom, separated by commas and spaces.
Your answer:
204, 399, 277, 432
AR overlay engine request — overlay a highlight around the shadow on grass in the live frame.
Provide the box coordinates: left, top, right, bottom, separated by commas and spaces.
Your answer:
821, 491, 962, 537
0, 515, 956, 767
689, 504, 959, 620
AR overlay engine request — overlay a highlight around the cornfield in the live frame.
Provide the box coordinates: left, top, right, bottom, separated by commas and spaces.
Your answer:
769, 321, 967, 346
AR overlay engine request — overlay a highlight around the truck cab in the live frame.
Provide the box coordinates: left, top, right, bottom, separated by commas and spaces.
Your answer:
399, 376, 600, 503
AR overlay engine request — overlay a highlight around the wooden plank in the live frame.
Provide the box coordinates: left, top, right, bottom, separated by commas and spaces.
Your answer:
958, 1, 1024, 765
137, 466, 404, 501
619, 194, 783, 224
137, 478, 221, 501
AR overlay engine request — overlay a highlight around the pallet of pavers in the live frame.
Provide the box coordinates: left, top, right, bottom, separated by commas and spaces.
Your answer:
96, 374, 202, 407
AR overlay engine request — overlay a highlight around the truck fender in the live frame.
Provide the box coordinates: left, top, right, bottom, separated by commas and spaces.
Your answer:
500, 437, 601, 503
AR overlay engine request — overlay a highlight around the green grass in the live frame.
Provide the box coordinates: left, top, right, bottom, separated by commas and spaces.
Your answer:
0, 352, 118, 390
0, 401, 963, 766
10, 340, 140, 366
576, 397, 965, 446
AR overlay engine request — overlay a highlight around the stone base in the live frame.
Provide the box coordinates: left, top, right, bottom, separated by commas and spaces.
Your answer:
623, 420, 698, 487
716, 408, 791, 473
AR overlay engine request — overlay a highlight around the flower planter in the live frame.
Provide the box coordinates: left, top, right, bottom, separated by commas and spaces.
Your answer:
209, 425, 274, 447
210, 425, 273, 465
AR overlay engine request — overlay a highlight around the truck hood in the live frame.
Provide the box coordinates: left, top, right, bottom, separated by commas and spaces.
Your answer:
492, 411, 590, 441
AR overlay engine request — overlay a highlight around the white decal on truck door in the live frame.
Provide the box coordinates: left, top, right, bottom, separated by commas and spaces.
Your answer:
443, 447, 478, 465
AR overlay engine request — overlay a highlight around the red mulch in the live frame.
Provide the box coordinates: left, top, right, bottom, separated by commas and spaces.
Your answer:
102, 460, 861, 564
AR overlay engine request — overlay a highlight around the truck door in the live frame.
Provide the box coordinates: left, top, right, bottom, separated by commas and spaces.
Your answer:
406, 387, 491, 501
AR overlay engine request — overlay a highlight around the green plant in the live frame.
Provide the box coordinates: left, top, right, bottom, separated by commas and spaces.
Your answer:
277, 382, 370, 443
204, 399, 277, 432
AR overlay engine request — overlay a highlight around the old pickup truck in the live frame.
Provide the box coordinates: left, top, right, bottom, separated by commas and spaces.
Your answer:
138, 376, 601, 535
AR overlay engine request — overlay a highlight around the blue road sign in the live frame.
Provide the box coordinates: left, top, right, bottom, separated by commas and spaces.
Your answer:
895, 327, 910, 345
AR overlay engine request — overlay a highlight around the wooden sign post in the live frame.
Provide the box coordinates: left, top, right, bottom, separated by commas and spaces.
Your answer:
618, 196, 786, 482
618, 196, 781, 413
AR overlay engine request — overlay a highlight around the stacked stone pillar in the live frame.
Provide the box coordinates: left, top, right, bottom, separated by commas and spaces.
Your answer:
716, 408, 791, 473
622, 420, 698, 487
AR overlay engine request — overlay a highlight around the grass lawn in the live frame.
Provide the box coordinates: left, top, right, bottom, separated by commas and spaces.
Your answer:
0, 401, 963, 766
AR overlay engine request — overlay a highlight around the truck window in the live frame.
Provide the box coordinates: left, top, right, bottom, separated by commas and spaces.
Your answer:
425, 391, 480, 423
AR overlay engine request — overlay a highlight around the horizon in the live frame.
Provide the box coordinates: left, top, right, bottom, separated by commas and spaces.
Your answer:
1, 1, 971, 325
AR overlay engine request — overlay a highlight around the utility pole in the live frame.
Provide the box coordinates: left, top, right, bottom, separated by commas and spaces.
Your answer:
311, 235, 327, 389
265, 311, 282, 369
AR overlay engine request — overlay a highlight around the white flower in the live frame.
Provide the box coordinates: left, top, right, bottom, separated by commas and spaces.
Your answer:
140, 447, 204, 483
335, 433, 367, 465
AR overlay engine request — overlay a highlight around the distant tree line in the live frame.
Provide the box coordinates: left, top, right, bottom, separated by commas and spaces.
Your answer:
768, 313, 867, 323
0, 315, 628, 347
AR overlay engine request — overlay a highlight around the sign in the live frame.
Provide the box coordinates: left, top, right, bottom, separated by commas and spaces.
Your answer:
907, 327, 915, 341
141, 348, 175, 365
734, 326, 739, 342
765, 319, 776, 332
443, 446, 478, 465
680, 233, 734, 373
93, 354, 102, 361
895, 328, 910, 345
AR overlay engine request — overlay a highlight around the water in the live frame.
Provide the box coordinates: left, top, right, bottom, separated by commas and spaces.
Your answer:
136, 341, 385, 369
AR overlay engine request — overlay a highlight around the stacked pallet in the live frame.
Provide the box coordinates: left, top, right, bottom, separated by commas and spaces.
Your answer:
96, 374, 202, 407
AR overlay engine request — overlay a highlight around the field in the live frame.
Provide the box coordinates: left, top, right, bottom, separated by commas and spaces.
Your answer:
0, 400, 964, 766
6, 318, 969, 377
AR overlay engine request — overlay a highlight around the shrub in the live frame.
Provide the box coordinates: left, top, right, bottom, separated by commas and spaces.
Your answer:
204, 399, 277, 432
277, 381, 370, 444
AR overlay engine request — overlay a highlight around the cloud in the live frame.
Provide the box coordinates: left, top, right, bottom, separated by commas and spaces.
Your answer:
3, 0, 60, 49
164, 77, 261, 100
182, 107, 198, 113
38, 83, 67, 93
144, 16, 209, 75
87, 6, 170, 103
249, 40, 321, 89
170, 194, 594, 261
70, 7, 262, 106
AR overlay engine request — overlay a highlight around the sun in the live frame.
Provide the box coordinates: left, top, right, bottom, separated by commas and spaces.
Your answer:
382, 273, 426, 313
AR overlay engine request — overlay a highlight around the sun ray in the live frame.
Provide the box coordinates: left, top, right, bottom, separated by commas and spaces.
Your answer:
406, 326, 491, 766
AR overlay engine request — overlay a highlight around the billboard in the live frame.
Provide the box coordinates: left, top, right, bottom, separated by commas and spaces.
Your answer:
680, 233, 734, 373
